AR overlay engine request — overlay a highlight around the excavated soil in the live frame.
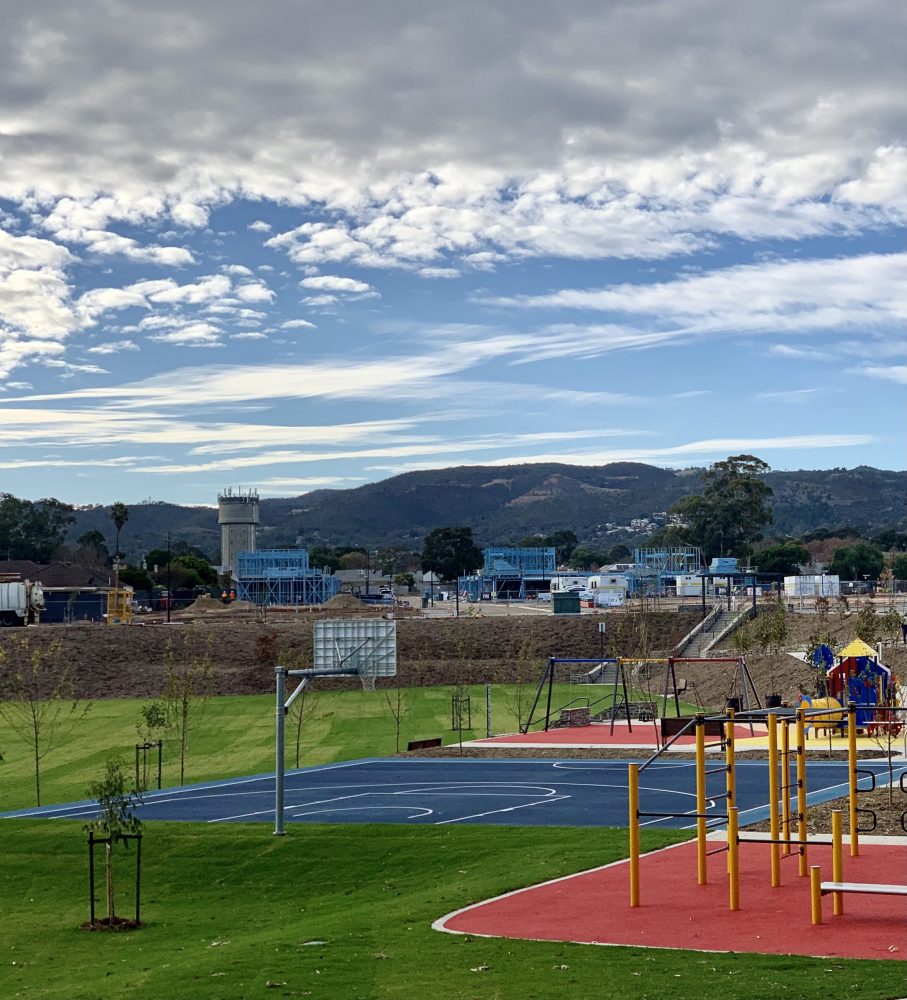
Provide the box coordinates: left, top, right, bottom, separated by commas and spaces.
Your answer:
1, 608, 903, 711
0, 610, 699, 700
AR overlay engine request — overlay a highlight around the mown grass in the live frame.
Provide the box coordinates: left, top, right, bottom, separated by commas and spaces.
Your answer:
0, 683, 687, 811
2, 820, 902, 1000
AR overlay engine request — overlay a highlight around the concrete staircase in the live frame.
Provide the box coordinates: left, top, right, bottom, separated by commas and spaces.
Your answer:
677, 606, 751, 657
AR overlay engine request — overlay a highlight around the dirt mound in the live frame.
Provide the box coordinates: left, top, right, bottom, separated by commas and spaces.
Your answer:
323, 593, 364, 610
182, 595, 225, 613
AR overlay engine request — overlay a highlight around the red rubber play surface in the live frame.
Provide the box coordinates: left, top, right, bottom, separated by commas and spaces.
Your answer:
472, 723, 758, 747
438, 839, 907, 960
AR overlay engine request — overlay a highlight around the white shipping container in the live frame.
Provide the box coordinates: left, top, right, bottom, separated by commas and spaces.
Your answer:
783, 575, 840, 597
676, 573, 705, 597
587, 574, 629, 593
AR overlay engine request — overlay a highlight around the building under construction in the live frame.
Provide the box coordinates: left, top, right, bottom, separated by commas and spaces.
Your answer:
235, 549, 339, 606
459, 547, 559, 600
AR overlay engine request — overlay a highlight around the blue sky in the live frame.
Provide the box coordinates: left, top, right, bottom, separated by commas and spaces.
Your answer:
0, 1, 903, 507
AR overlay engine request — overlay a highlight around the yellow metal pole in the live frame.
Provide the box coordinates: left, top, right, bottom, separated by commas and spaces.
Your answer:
781, 718, 791, 856
696, 716, 707, 885
810, 865, 823, 925
796, 709, 808, 877
728, 805, 739, 911
767, 712, 781, 887
725, 709, 736, 808
847, 702, 859, 857
629, 764, 640, 907
831, 810, 844, 916
725, 709, 736, 874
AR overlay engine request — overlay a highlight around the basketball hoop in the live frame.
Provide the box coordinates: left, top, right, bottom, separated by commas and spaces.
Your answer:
359, 661, 379, 692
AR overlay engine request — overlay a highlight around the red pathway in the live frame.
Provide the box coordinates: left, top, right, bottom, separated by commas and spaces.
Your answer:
472, 723, 759, 748
437, 839, 907, 960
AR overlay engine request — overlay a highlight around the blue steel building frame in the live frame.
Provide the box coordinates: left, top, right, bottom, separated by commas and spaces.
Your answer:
235, 549, 340, 606
629, 546, 703, 596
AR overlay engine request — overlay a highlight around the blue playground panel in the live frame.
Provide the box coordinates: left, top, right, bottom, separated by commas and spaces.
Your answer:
3, 757, 902, 829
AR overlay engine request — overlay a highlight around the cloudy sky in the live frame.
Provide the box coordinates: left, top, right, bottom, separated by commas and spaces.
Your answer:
0, 1, 904, 507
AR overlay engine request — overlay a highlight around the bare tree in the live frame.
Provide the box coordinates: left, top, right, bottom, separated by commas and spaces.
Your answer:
501, 638, 539, 732
0, 636, 90, 805
384, 676, 410, 754
288, 683, 319, 768
163, 631, 213, 785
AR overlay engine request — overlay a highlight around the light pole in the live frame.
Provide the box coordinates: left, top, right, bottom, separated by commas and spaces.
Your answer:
166, 533, 172, 624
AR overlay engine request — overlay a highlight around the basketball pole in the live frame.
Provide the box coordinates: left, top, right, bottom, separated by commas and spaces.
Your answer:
275, 666, 286, 836
274, 667, 314, 836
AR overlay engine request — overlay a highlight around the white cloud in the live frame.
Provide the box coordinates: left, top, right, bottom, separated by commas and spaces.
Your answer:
417, 267, 460, 279
171, 202, 209, 227
0, 2, 898, 284
147, 322, 223, 346
299, 275, 375, 295
768, 344, 833, 361
856, 365, 907, 386
222, 264, 255, 276
280, 319, 316, 329
41, 358, 108, 375
86, 339, 139, 355
235, 281, 275, 303
756, 388, 823, 404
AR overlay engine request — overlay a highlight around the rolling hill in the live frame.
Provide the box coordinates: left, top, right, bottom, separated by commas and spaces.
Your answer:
67, 462, 907, 560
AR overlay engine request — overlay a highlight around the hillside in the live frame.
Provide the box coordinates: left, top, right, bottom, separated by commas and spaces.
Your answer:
67, 462, 907, 559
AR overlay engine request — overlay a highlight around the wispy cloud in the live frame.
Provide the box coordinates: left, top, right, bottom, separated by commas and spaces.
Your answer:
856, 365, 907, 386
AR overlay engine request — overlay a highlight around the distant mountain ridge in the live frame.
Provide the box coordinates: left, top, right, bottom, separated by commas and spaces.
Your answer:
66, 462, 907, 560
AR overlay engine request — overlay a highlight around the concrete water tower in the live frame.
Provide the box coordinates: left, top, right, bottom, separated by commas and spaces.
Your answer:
218, 487, 260, 579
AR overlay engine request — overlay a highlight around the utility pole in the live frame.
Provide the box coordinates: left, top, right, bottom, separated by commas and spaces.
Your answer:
166, 533, 172, 624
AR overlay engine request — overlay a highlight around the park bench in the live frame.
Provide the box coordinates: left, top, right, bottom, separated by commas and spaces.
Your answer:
660, 716, 724, 738
407, 737, 442, 751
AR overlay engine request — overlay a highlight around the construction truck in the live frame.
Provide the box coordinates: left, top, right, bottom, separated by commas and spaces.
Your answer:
0, 580, 45, 626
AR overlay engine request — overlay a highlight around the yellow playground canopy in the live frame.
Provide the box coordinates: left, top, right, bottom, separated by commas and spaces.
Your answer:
836, 638, 881, 660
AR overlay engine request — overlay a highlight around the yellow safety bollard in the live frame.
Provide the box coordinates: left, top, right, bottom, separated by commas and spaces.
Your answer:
728, 806, 740, 912
832, 810, 844, 916
696, 716, 707, 885
796, 710, 808, 877
847, 702, 859, 857
629, 764, 640, 908
767, 712, 781, 888
810, 866, 823, 925
781, 718, 791, 856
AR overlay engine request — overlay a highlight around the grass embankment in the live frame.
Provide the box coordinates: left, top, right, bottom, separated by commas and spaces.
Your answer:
0, 683, 689, 812
3, 820, 902, 1000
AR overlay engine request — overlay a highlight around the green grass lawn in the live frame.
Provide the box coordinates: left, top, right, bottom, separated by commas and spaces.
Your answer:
1, 820, 902, 1000
0, 683, 686, 811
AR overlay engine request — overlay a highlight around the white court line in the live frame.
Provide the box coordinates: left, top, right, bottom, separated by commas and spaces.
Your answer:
434, 795, 570, 826
5, 758, 374, 819
210, 791, 373, 823
292, 805, 434, 820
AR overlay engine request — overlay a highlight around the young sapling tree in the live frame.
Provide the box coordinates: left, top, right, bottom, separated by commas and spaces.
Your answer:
84, 757, 143, 927
0, 636, 91, 805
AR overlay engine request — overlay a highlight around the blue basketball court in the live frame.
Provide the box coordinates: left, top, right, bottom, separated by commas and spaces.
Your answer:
3, 757, 901, 829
